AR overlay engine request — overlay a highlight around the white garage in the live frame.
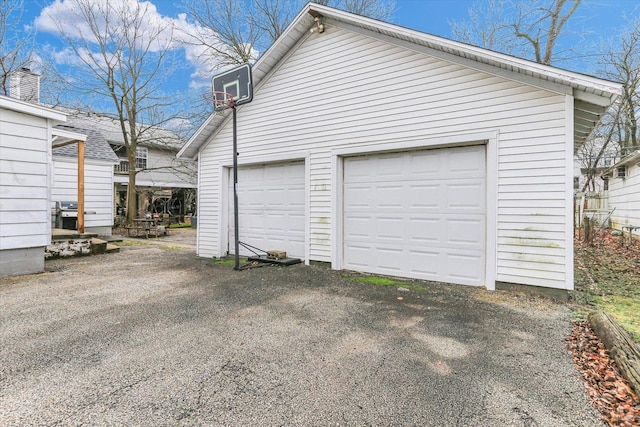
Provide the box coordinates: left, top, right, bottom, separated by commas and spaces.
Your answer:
180, 4, 621, 291
343, 145, 486, 286
228, 161, 305, 258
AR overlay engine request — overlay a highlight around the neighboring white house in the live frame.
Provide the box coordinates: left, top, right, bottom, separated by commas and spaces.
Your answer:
178, 3, 622, 291
52, 125, 119, 235
65, 113, 197, 218
573, 135, 619, 193
0, 95, 79, 277
602, 150, 640, 238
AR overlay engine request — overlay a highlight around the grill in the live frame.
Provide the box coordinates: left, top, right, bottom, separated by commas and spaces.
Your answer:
52, 201, 78, 229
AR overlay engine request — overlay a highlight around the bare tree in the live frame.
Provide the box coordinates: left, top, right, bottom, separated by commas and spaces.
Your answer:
250, 0, 301, 43
48, 0, 187, 224
450, 0, 514, 52
574, 21, 639, 192
511, 0, 581, 65
183, 0, 395, 71
182, 0, 260, 68
576, 109, 621, 192
315, 0, 394, 21
0, 0, 34, 96
451, 0, 581, 66
602, 21, 640, 157
586, 20, 640, 188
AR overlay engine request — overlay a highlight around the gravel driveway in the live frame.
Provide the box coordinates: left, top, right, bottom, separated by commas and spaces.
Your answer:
1, 230, 601, 426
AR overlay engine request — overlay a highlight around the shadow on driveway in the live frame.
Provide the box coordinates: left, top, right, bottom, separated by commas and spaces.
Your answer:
0, 242, 601, 426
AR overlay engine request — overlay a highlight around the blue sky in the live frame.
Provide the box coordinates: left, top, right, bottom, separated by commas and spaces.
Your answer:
394, 0, 639, 39
13, 0, 640, 112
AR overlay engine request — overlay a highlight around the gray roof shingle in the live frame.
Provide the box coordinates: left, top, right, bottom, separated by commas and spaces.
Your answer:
53, 125, 119, 163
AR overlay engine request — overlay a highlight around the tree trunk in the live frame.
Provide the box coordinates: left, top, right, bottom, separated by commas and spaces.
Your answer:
584, 216, 592, 244
589, 311, 640, 395
126, 166, 137, 224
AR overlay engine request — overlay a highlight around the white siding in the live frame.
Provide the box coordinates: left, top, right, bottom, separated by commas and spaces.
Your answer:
0, 108, 50, 250
52, 157, 115, 231
608, 163, 640, 236
198, 25, 571, 289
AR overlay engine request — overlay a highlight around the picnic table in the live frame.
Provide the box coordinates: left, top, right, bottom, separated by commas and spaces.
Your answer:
621, 225, 640, 245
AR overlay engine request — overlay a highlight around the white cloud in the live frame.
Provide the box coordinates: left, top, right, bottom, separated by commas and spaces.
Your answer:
36, 0, 175, 49
165, 117, 194, 131
36, 0, 96, 42
48, 46, 86, 67
34, 0, 232, 88
47, 44, 115, 70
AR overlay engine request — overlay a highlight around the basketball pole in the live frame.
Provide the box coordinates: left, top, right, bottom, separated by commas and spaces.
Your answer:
233, 106, 240, 270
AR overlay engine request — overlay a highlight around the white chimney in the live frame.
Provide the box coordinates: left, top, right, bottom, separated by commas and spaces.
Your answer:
9, 68, 40, 103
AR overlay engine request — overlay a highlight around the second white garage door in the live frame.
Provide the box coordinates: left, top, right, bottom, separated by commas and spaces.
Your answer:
343, 145, 486, 286
229, 161, 305, 258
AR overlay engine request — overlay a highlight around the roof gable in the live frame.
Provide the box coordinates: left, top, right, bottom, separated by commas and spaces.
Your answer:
178, 2, 622, 159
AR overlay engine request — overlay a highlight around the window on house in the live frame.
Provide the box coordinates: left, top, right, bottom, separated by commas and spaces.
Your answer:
573, 176, 579, 189
136, 147, 148, 170
614, 165, 627, 178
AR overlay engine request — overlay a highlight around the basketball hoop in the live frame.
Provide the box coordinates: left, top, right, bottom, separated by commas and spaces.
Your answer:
204, 90, 236, 111
209, 63, 254, 271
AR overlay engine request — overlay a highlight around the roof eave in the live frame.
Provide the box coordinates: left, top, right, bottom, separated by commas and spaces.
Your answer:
603, 150, 640, 175
0, 94, 68, 122
52, 128, 87, 144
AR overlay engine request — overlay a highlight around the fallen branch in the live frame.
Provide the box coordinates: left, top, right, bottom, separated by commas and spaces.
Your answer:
567, 321, 640, 425
589, 311, 640, 395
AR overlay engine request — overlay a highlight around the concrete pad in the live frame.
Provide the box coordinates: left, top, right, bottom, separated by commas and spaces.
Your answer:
0, 241, 602, 426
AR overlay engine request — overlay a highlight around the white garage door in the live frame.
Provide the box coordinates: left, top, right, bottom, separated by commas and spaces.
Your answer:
229, 161, 305, 258
343, 145, 486, 286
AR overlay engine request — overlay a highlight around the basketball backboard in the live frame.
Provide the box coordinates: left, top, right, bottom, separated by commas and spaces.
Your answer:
212, 63, 253, 107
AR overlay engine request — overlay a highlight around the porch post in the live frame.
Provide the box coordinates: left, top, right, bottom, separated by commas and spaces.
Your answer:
77, 139, 85, 234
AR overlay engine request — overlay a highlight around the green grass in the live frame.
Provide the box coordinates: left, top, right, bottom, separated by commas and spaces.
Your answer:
593, 296, 640, 340
213, 259, 236, 266
212, 257, 248, 267
572, 237, 640, 342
